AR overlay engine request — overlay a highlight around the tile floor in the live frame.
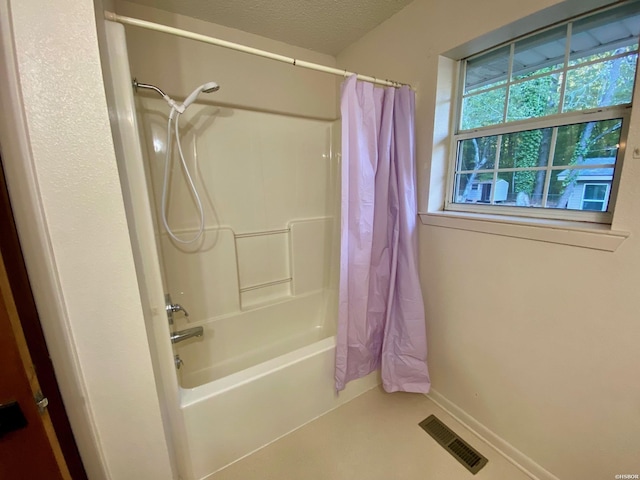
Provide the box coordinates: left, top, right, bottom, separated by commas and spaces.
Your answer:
211, 386, 533, 480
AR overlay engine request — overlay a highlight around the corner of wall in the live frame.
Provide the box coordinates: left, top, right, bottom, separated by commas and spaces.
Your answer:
426, 390, 561, 480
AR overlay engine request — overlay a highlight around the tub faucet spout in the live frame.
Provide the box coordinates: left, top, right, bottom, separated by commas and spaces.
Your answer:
171, 326, 204, 344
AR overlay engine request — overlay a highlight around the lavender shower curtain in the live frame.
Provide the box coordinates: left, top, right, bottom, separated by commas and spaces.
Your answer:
335, 75, 430, 393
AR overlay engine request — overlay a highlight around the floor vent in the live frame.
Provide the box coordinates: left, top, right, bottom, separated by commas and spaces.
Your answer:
419, 415, 488, 475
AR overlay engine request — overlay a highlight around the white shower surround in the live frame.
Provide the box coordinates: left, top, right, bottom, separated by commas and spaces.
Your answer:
104, 20, 378, 480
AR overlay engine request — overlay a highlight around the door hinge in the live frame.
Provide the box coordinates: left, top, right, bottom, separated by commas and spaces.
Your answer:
34, 391, 49, 414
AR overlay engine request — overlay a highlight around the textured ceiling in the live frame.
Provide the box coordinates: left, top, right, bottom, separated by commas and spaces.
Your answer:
125, 0, 413, 55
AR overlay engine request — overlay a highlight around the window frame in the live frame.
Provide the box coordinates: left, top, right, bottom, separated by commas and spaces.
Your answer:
444, 4, 637, 224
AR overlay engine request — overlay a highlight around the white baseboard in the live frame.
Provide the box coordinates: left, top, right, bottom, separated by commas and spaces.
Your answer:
426, 389, 560, 480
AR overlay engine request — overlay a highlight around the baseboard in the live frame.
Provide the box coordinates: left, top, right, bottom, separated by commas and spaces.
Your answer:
426, 389, 560, 480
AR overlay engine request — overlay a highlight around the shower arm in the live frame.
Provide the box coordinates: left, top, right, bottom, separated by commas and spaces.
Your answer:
132, 78, 166, 97
132, 78, 185, 113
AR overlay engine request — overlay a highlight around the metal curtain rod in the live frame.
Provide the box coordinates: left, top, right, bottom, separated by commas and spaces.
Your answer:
104, 11, 413, 90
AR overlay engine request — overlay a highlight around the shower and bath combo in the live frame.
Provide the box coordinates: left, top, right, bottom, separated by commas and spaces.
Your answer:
133, 79, 220, 244
133, 80, 219, 348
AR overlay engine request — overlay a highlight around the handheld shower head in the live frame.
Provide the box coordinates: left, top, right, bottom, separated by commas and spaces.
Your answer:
202, 82, 220, 93
181, 81, 220, 110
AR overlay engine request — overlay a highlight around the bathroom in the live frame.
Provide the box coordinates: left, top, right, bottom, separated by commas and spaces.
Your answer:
1, 0, 639, 479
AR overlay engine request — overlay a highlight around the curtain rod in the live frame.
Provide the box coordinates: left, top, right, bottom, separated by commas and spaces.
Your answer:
104, 12, 413, 90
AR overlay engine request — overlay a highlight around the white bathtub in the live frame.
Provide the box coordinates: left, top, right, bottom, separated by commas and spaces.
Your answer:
175, 292, 332, 388
175, 293, 379, 480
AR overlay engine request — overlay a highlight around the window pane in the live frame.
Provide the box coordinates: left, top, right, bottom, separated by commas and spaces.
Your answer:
461, 88, 506, 130
497, 171, 546, 207
563, 55, 637, 112
569, 4, 640, 66
552, 119, 622, 166
584, 184, 608, 200
498, 127, 553, 169
582, 200, 605, 211
513, 26, 567, 80
465, 46, 510, 94
457, 136, 499, 171
548, 167, 614, 210
507, 73, 562, 121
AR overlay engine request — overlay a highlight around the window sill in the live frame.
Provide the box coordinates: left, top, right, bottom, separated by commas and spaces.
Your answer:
418, 211, 629, 252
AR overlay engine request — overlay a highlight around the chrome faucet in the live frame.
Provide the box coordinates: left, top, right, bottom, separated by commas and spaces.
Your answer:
165, 293, 189, 325
170, 326, 204, 344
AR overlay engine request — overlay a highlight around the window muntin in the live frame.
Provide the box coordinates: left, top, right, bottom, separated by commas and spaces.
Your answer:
449, 2, 640, 222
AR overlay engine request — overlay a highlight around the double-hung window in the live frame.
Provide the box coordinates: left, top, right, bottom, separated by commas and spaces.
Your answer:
448, 1, 640, 223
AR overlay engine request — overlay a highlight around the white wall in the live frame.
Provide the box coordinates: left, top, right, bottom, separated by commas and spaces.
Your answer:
337, 1, 640, 479
0, 0, 174, 478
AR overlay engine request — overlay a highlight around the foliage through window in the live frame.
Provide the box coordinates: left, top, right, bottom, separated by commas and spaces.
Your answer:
449, 2, 640, 222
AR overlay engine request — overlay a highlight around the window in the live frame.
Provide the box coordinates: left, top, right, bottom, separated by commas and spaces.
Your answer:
581, 183, 610, 211
448, 1, 640, 223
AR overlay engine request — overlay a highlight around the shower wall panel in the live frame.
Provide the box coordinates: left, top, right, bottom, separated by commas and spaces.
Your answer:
137, 97, 338, 322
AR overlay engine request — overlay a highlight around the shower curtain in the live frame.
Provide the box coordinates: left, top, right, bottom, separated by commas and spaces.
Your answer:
335, 75, 430, 393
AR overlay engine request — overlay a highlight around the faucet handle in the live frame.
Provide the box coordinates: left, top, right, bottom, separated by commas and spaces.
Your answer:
174, 355, 184, 369
168, 303, 189, 317
165, 294, 189, 325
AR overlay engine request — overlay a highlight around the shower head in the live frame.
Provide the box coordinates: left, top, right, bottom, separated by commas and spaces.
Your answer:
134, 79, 220, 115
181, 81, 220, 110
202, 82, 220, 93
